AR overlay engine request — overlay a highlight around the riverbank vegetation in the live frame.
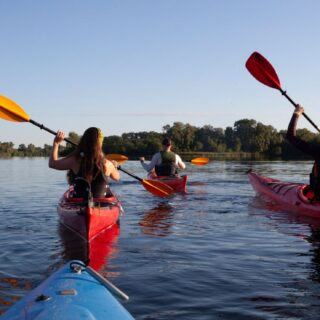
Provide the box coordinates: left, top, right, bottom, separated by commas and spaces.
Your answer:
1, 120, 319, 160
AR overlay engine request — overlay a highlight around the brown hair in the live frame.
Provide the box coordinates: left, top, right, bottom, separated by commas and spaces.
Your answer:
74, 127, 103, 182
162, 137, 172, 146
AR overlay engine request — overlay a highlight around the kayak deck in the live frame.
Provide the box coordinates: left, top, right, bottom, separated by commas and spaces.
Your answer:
248, 170, 320, 218
57, 188, 122, 242
1, 260, 134, 320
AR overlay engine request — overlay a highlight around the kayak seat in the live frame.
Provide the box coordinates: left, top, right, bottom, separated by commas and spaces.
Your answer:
71, 177, 112, 199
156, 175, 178, 179
66, 187, 116, 204
72, 178, 91, 199
302, 185, 319, 202
66, 196, 116, 203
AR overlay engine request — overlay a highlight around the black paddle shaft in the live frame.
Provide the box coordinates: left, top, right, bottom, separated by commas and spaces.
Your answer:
117, 166, 143, 182
279, 89, 320, 133
28, 120, 148, 185
29, 119, 77, 145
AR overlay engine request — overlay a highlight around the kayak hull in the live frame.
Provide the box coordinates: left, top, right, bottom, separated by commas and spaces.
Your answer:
57, 188, 122, 242
59, 222, 120, 271
147, 173, 188, 193
248, 170, 320, 218
1, 260, 134, 320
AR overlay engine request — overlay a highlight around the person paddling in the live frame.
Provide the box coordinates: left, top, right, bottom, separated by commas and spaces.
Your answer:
139, 137, 186, 176
49, 127, 120, 198
286, 105, 320, 200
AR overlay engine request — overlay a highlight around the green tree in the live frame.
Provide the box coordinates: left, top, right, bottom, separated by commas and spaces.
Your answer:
43, 144, 52, 157
225, 127, 241, 151
163, 122, 197, 152
233, 119, 257, 152
251, 123, 278, 153
0, 142, 14, 156
104, 135, 125, 154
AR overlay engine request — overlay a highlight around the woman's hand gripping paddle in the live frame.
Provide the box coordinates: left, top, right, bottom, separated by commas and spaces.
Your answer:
245, 51, 320, 133
0, 95, 173, 198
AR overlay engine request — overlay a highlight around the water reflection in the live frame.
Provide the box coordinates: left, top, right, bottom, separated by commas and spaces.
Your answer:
58, 223, 120, 271
139, 203, 174, 237
4, 159, 320, 319
305, 226, 320, 282
0, 278, 30, 315
249, 195, 320, 283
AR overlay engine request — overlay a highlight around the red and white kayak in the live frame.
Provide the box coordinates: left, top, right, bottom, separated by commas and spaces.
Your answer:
57, 188, 122, 242
147, 173, 188, 193
248, 170, 320, 218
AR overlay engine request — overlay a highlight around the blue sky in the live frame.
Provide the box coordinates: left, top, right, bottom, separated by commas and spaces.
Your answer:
1, 0, 320, 146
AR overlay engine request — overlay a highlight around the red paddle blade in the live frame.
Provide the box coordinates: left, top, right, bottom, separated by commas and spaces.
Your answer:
142, 179, 173, 198
245, 52, 281, 90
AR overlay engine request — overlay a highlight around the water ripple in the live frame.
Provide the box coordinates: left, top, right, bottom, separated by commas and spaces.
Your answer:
1, 159, 320, 319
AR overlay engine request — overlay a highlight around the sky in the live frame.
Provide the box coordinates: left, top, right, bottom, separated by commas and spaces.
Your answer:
1, 0, 320, 147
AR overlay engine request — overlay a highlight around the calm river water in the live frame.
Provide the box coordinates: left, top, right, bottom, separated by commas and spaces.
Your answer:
1, 158, 320, 319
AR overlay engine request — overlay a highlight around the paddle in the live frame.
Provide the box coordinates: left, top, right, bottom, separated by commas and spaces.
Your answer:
191, 157, 209, 166
0, 95, 78, 145
245, 51, 320, 133
106, 156, 173, 196
0, 95, 173, 197
105, 154, 128, 165
118, 166, 173, 197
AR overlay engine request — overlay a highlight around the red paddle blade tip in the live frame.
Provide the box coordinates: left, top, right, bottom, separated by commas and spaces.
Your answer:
245, 52, 282, 90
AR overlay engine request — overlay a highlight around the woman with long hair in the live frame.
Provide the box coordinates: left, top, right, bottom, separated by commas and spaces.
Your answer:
49, 127, 120, 198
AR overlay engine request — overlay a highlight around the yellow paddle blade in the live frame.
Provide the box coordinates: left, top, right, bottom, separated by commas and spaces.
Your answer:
142, 179, 174, 198
191, 157, 209, 166
106, 154, 128, 164
0, 96, 30, 122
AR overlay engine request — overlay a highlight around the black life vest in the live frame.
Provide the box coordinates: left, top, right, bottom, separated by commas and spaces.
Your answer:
155, 151, 178, 176
73, 166, 109, 198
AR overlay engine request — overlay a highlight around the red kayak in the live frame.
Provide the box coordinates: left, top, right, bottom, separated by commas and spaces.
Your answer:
147, 173, 188, 193
57, 188, 122, 242
59, 222, 120, 271
248, 170, 320, 218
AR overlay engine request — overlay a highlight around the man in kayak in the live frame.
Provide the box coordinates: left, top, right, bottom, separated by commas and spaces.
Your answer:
49, 127, 120, 198
287, 105, 320, 200
139, 137, 186, 176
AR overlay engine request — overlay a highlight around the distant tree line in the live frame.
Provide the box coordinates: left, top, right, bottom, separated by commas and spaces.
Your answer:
1, 120, 319, 159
